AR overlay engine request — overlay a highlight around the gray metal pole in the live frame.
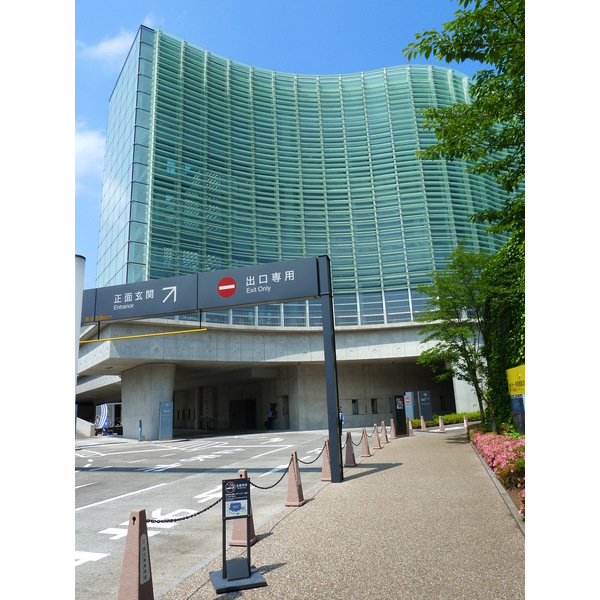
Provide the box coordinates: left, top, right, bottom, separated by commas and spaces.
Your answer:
318, 256, 343, 483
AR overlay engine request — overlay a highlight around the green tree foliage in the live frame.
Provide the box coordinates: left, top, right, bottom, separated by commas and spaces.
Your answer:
417, 246, 491, 423
404, 0, 525, 238
405, 0, 525, 427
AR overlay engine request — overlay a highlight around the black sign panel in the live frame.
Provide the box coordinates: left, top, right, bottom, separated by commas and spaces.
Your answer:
82, 273, 198, 324
81, 288, 97, 325
222, 478, 250, 520
198, 257, 320, 311
81, 257, 322, 324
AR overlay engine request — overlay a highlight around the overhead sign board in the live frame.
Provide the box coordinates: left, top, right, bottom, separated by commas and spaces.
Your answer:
197, 257, 320, 310
81, 273, 198, 324
81, 257, 321, 324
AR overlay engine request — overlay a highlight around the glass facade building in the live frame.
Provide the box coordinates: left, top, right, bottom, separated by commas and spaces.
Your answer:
97, 26, 507, 327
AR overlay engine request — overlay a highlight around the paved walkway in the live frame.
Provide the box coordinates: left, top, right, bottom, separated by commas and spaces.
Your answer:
154, 429, 524, 599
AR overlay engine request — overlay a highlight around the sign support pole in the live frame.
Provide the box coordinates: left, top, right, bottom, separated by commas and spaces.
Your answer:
318, 256, 343, 483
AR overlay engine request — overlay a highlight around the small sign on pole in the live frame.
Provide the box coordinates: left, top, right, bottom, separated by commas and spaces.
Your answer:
209, 478, 266, 593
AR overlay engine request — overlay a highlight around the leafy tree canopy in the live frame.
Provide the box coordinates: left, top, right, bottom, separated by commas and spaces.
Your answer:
404, 0, 525, 237
417, 246, 492, 422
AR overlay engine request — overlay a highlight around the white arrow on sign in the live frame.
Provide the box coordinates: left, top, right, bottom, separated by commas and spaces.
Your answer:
162, 286, 177, 303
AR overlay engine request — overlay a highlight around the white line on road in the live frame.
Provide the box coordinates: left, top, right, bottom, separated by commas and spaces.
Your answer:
258, 464, 289, 478
75, 482, 98, 490
75, 483, 168, 512
250, 445, 293, 460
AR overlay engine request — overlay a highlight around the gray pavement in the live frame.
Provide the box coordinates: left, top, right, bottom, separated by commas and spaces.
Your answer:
132, 427, 525, 599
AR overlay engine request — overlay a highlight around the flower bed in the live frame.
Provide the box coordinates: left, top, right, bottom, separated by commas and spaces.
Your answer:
469, 428, 525, 520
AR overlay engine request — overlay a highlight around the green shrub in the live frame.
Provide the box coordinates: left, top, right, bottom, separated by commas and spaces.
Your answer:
410, 411, 479, 430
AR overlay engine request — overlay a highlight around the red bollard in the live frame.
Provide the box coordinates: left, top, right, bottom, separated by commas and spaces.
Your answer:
286, 451, 306, 507
360, 428, 371, 458
230, 469, 258, 546
344, 431, 357, 467
372, 424, 382, 450
118, 509, 154, 600
380, 420, 389, 444
321, 439, 332, 481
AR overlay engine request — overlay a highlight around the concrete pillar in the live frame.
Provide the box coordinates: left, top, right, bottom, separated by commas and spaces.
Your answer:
121, 363, 176, 441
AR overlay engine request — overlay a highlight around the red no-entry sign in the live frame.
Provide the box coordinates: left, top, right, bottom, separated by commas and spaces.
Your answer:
217, 277, 237, 298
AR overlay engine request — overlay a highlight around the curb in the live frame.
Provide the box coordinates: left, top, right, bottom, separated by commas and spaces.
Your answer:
469, 440, 525, 536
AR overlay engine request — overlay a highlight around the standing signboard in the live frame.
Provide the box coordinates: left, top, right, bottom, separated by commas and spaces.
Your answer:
159, 401, 173, 440
506, 365, 525, 434
417, 390, 432, 421
209, 478, 267, 592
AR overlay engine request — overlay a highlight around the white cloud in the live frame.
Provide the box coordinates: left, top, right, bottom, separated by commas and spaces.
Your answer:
75, 119, 105, 193
76, 14, 161, 70
76, 29, 136, 71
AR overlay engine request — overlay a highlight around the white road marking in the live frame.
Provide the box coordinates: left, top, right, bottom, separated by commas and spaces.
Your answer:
75, 551, 109, 567
258, 464, 288, 478
75, 483, 168, 512
250, 445, 293, 459
194, 486, 222, 503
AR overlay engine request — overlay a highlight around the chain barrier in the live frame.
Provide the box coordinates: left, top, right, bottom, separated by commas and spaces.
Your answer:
144, 431, 364, 525
366, 429, 374, 437
147, 496, 223, 524
250, 455, 293, 490
297, 442, 325, 465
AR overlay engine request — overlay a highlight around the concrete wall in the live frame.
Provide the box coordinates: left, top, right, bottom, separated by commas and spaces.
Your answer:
121, 363, 176, 440
452, 377, 480, 415
78, 319, 470, 434
76, 417, 95, 437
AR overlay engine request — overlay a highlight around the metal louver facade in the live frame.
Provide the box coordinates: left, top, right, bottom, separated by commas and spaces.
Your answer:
96, 25, 507, 327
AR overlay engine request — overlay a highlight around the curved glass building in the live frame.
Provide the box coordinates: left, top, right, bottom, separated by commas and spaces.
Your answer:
97, 25, 507, 327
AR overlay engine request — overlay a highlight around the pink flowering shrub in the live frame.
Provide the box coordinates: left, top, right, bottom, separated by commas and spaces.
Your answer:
469, 429, 525, 520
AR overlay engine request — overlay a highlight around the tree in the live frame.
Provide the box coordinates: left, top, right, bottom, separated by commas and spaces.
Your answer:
417, 246, 491, 423
404, 0, 525, 239
405, 0, 525, 426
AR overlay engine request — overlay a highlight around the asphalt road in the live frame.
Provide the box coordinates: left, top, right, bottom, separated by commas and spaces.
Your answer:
75, 429, 352, 599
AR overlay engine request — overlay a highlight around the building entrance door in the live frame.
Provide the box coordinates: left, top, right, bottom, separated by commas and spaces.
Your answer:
229, 398, 257, 430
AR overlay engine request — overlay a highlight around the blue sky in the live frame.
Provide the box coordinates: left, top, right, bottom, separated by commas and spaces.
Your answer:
75, 0, 482, 289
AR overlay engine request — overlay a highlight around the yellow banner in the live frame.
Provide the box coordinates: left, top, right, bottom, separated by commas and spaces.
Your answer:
506, 365, 525, 396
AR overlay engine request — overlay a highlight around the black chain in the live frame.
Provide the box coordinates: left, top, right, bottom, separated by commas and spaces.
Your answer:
297, 443, 325, 465
250, 456, 292, 490
147, 496, 222, 524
